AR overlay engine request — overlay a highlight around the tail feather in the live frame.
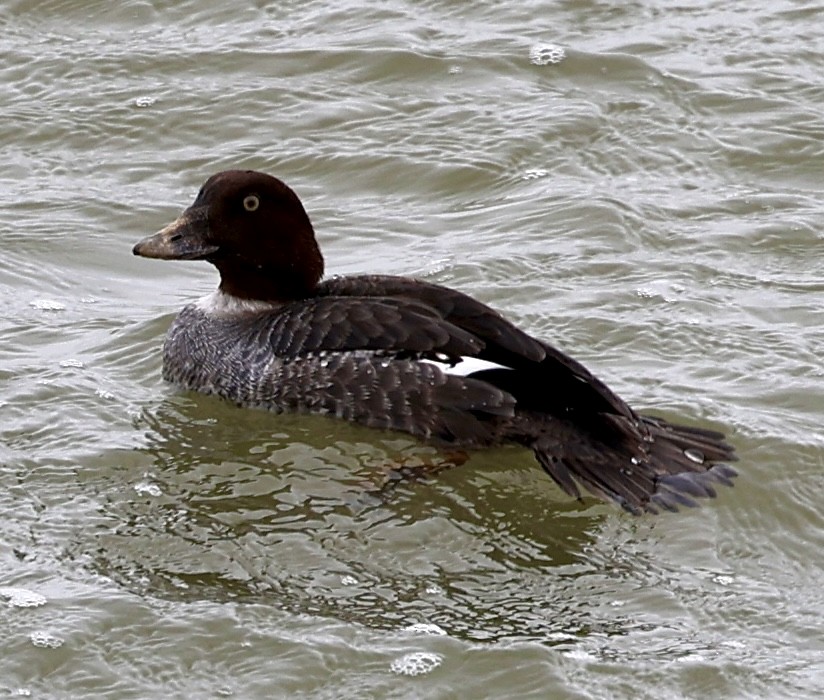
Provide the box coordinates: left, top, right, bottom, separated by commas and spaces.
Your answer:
526, 412, 737, 514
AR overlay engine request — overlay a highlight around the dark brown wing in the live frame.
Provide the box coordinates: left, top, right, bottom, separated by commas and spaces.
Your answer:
317, 274, 637, 422
265, 296, 484, 359
318, 274, 545, 362
259, 295, 521, 444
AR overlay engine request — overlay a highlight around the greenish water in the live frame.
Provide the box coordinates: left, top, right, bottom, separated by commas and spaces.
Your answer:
2, 1, 823, 697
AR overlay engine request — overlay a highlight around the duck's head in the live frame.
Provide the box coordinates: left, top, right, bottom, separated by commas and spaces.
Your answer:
133, 170, 324, 301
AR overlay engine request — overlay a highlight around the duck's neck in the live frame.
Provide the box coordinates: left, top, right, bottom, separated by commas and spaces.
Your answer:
213, 250, 324, 302
195, 289, 282, 316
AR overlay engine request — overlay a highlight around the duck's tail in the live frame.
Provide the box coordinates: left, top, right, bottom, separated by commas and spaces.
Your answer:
523, 413, 737, 514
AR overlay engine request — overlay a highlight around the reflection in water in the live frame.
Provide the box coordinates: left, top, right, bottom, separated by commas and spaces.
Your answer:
83, 393, 634, 641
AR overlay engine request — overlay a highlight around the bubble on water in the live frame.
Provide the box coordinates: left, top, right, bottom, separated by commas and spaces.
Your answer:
424, 584, 444, 595
16, 690, 31, 697
545, 632, 578, 642
448, 65, 463, 74
390, 652, 443, 676
95, 389, 115, 400
30, 299, 65, 311
59, 359, 84, 369
134, 95, 157, 108
340, 575, 359, 586
529, 44, 566, 66
80, 296, 98, 304
0, 587, 47, 608
30, 631, 63, 649
134, 481, 162, 497
635, 281, 679, 303
562, 648, 596, 662
402, 623, 447, 636
720, 639, 745, 649
522, 168, 548, 180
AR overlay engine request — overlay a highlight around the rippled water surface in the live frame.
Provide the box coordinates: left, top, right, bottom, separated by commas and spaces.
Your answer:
2, 0, 823, 697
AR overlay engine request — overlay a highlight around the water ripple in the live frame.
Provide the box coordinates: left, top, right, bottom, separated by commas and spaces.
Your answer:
1, 0, 823, 697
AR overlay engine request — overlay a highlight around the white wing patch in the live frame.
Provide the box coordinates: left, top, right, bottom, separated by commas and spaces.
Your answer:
420, 355, 510, 377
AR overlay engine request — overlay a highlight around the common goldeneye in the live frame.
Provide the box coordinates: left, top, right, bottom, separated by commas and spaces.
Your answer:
133, 170, 737, 514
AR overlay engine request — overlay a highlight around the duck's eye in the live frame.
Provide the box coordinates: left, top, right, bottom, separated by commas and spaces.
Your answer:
243, 194, 260, 212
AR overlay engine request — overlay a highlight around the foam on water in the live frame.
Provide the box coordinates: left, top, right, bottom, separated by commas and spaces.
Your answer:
29, 299, 65, 311
0, 587, 47, 608
401, 623, 447, 636
29, 631, 63, 649
133, 481, 163, 497
389, 652, 443, 676
529, 44, 566, 65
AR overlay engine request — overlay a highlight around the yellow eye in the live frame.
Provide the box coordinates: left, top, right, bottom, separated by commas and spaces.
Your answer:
243, 194, 260, 212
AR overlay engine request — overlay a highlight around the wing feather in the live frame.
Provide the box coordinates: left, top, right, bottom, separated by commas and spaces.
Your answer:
317, 274, 636, 422
266, 296, 483, 358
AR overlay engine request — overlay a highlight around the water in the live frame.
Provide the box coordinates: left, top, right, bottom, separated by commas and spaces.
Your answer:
2, 1, 823, 697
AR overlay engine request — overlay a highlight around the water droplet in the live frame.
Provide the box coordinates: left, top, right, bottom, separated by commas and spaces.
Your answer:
390, 652, 443, 676
529, 44, 566, 65
684, 448, 705, 464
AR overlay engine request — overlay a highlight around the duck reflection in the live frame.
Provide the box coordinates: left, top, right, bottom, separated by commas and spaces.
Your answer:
91, 392, 613, 641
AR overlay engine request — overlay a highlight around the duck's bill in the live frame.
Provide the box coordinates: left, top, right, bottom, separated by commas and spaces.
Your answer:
132, 208, 219, 260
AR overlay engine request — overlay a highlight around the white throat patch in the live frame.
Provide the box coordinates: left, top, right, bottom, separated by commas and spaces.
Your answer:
195, 290, 281, 317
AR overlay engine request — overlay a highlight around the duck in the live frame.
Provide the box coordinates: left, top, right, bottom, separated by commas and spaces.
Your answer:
133, 169, 737, 514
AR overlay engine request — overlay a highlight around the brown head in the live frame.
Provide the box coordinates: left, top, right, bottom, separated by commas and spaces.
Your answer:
133, 170, 324, 301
